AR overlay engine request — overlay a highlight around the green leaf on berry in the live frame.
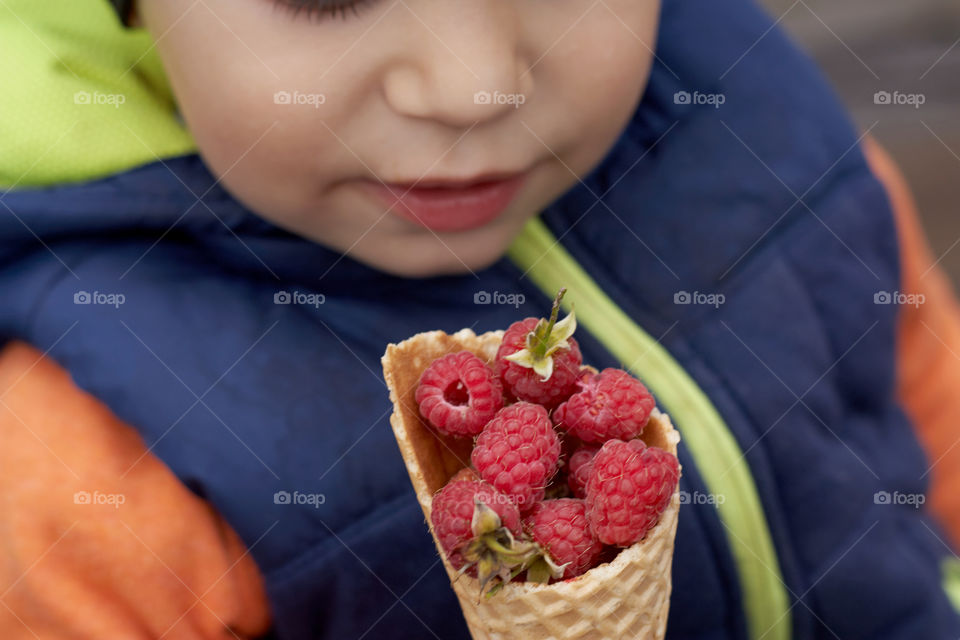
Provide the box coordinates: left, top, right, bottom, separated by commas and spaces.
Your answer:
470, 497, 504, 538
461, 499, 539, 597
504, 288, 577, 382
524, 550, 567, 584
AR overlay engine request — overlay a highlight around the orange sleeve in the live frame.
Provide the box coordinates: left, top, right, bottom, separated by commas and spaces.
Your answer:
863, 137, 960, 550
0, 341, 271, 639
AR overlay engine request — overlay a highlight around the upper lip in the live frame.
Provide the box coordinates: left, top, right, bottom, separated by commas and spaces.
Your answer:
379, 170, 527, 190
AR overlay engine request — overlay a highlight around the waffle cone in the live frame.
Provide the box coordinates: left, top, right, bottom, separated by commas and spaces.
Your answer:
383, 328, 682, 640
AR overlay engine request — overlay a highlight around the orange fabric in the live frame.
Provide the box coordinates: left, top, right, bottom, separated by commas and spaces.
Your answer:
0, 341, 271, 639
864, 137, 960, 550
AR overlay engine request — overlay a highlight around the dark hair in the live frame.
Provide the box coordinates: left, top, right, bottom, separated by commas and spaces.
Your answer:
107, 0, 135, 26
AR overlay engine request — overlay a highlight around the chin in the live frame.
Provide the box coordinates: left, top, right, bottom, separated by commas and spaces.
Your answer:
352, 226, 518, 279
356, 245, 507, 279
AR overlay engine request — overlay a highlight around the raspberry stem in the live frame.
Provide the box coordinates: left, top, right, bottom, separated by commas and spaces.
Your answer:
529, 288, 567, 359
503, 288, 577, 381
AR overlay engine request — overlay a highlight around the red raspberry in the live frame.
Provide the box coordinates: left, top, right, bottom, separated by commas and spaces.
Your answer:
430, 479, 521, 571
471, 402, 561, 509
495, 290, 583, 408
416, 351, 503, 438
525, 499, 603, 580
567, 446, 599, 499
554, 369, 655, 443
586, 439, 680, 546
497, 318, 582, 407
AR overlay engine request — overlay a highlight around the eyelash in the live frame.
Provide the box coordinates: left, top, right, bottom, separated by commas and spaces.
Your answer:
272, 0, 374, 22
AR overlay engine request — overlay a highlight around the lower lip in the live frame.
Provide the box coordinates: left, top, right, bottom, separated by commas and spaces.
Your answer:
363, 174, 527, 232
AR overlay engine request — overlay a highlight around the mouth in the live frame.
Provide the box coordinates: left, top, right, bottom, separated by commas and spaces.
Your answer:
361, 170, 529, 232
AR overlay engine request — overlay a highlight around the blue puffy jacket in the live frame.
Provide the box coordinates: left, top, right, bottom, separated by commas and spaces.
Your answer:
2, 0, 960, 638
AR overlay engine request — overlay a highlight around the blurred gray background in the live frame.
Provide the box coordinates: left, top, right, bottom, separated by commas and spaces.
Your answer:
759, 0, 960, 290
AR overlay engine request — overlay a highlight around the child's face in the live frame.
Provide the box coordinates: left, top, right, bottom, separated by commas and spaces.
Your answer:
139, 0, 660, 277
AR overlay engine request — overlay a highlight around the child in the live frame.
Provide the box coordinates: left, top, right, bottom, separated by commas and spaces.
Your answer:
1, 0, 960, 638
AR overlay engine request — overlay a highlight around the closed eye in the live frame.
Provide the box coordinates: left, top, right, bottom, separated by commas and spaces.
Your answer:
271, 0, 376, 22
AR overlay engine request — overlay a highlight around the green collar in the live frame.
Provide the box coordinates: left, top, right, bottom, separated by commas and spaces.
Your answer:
0, 0, 195, 189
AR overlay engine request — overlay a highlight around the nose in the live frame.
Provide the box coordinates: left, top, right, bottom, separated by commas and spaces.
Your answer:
381, 3, 533, 128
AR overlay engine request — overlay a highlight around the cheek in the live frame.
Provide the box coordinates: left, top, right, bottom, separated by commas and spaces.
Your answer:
145, 21, 277, 172
536, 1, 659, 170
141, 1, 368, 200
564, 4, 658, 117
